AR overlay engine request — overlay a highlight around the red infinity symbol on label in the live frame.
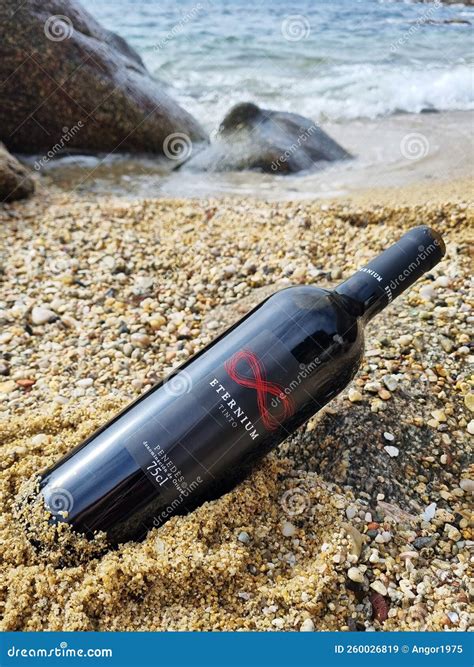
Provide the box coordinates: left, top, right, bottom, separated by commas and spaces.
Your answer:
224, 349, 295, 431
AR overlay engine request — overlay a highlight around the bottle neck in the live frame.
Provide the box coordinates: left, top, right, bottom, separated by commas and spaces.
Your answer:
335, 226, 445, 322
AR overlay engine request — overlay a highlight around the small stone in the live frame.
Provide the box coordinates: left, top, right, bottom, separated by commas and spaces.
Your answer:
131, 333, 151, 348
345, 506, 357, 520
272, 618, 284, 629
383, 432, 395, 442
365, 381, 381, 393
382, 374, 399, 392
237, 531, 250, 544
444, 524, 461, 541
77, 378, 93, 387
398, 334, 413, 346
31, 433, 48, 446
459, 479, 474, 494
464, 393, 474, 412
347, 567, 364, 584
281, 521, 296, 537
422, 502, 437, 522
300, 618, 315, 632
378, 388, 391, 400
31, 306, 57, 325
435, 276, 450, 288
384, 445, 399, 458
413, 536, 436, 550
0, 361, 9, 376
348, 388, 363, 402
0, 380, 16, 394
447, 611, 459, 624
419, 284, 436, 301
237, 591, 251, 601
149, 316, 166, 330
370, 581, 387, 596
467, 420, 474, 435
207, 320, 220, 330
431, 409, 446, 422
440, 454, 448, 465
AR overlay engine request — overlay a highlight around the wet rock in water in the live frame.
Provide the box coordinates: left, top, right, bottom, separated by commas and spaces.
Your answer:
184, 102, 351, 174
0, 0, 207, 155
0, 143, 35, 202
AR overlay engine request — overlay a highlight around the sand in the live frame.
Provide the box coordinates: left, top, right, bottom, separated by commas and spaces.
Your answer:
0, 182, 472, 631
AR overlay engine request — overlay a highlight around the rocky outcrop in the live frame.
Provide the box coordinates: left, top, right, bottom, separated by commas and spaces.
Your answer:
184, 103, 351, 174
0, 144, 35, 202
0, 0, 207, 156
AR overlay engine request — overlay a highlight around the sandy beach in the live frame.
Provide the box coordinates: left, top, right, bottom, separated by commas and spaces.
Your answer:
0, 177, 472, 631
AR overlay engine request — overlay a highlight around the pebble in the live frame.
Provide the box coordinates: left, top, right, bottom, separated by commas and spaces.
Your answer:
459, 479, 474, 494
0, 380, 16, 394
398, 334, 413, 346
281, 521, 296, 537
300, 618, 315, 632
348, 388, 363, 402
345, 506, 357, 520
383, 445, 399, 458
382, 374, 399, 392
383, 432, 395, 442
347, 567, 364, 584
30, 433, 48, 446
467, 420, 474, 435
77, 378, 94, 388
419, 284, 436, 301
130, 333, 151, 348
237, 531, 250, 544
370, 581, 387, 596
422, 502, 437, 522
272, 618, 284, 629
464, 393, 474, 412
444, 524, 461, 541
31, 306, 57, 325
413, 536, 436, 550
447, 611, 459, 624
0, 361, 9, 376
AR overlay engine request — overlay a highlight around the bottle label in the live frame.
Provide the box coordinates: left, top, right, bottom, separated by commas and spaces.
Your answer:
122, 330, 301, 513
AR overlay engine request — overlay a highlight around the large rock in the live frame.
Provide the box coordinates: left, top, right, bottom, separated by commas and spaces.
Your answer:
0, 0, 207, 155
184, 102, 351, 174
0, 144, 35, 202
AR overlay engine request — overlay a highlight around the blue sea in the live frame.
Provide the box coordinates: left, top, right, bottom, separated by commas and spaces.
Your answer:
81, 0, 473, 127
47, 0, 474, 198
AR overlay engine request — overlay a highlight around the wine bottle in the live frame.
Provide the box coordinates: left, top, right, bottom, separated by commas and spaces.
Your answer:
35, 226, 445, 544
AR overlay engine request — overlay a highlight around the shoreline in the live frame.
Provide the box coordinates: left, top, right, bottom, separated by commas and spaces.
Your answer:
22, 110, 474, 203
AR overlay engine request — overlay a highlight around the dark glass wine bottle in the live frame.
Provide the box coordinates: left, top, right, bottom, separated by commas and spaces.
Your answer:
35, 226, 445, 544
